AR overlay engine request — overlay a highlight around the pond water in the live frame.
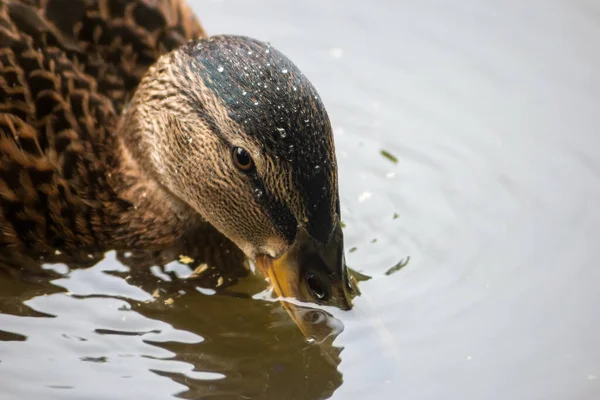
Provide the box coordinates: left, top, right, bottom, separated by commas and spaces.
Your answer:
2, 0, 600, 399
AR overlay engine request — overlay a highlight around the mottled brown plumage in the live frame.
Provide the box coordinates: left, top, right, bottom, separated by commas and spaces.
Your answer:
0, 0, 205, 252
0, 0, 356, 309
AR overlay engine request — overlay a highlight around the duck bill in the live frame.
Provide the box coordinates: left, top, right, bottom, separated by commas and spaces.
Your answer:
256, 223, 358, 340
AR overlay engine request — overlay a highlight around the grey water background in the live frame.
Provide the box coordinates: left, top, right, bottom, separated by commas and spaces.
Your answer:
1, 0, 600, 399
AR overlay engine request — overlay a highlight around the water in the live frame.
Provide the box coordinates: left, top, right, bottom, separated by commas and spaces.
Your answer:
2, 0, 600, 398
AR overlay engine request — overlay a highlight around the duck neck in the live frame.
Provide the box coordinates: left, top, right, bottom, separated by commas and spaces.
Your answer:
107, 130, 203, 250
107, 54, 206, 250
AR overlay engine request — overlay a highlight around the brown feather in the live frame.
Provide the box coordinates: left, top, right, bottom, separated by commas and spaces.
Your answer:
0, 0, 207, 255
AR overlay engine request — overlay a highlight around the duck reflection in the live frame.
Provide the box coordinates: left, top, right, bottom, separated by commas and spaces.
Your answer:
0, 245, 345, 400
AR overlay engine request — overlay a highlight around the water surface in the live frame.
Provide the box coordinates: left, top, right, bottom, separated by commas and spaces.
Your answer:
2, 0, 600, 399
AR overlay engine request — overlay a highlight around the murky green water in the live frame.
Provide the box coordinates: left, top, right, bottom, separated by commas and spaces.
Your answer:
2, 0, 600, 399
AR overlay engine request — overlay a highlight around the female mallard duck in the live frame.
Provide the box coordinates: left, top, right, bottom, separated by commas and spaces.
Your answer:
0, 0, 355, 312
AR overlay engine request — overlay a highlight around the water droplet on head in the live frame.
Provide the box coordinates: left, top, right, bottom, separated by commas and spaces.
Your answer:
276, 127, 287, 138
314, 165, 321, 171
217, 65, 224, 72
281, 68, 288, 74
242, 90, 247, 96
254, 188, 264, 198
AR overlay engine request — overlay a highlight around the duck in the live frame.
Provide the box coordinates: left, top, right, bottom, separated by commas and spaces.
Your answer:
0, 0, 357, 317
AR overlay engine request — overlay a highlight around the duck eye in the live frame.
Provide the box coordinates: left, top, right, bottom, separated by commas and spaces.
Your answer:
232, 147, 254, 171
305, 271, 329, 301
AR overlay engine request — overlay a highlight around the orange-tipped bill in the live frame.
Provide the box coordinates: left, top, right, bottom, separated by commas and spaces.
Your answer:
255, 223, 359, 341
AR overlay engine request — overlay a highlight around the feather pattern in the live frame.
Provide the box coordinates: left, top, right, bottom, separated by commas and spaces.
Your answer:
0, 0, 204, 252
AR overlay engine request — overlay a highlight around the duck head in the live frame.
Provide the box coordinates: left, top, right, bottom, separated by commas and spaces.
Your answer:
120, 35, 357, 315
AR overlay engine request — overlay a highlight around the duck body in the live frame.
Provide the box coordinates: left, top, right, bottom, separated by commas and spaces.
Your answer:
0, 0, 356, 311
0, 0, 207, 253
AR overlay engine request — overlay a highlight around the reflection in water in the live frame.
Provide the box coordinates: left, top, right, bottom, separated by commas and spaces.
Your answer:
0, 251, 344, 399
